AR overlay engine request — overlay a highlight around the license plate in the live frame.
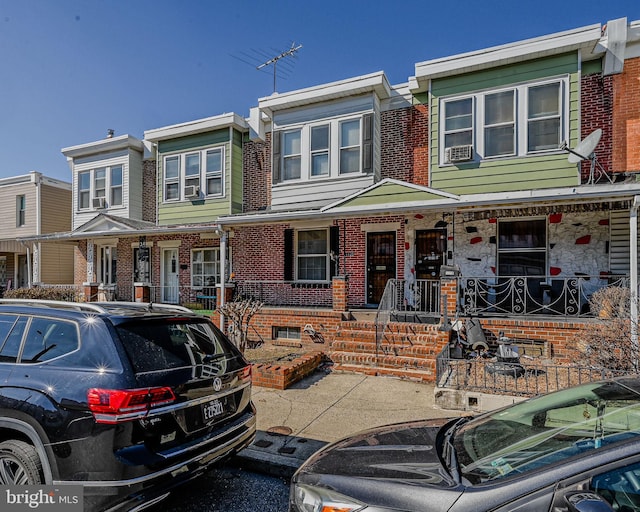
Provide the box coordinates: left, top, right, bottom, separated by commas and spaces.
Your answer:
202, 399, 226, 423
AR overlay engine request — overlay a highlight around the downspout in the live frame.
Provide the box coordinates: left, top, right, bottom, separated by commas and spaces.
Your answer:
631, 196, 639, 359
219, 227, 227, 332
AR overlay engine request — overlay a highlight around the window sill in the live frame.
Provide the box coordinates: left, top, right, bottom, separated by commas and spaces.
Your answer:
274, 172, 371, 188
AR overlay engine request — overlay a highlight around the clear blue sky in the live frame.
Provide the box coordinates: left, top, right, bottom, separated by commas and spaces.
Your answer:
1, 0, 638, 182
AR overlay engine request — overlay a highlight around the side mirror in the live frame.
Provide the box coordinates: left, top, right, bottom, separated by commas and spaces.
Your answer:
564, 491, 614, 512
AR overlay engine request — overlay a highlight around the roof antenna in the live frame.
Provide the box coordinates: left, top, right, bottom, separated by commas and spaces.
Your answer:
257, 42, 302, 94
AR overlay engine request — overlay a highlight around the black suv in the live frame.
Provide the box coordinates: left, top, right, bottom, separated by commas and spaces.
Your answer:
0, 299, 256, 511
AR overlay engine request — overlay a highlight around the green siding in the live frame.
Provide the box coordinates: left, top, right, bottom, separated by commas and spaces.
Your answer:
582, 58, 603, 75
428, 53, 582, 195
158, 129, 230, 154
335, 183, 450, 208
158, 137, 233, 226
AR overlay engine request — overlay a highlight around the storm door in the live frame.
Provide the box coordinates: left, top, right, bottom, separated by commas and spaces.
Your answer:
366, 232, 396, 305
161, 248, 179, 303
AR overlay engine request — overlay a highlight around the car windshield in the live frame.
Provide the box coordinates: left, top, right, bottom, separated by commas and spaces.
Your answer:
452, 379, 640, 484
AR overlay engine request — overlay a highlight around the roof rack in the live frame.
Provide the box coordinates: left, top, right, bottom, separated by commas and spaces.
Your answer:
0, 299, 108, 314
93, 301, 195, 314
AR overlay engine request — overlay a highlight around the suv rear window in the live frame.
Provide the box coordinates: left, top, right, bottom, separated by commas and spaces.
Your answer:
115, 319, 242, 374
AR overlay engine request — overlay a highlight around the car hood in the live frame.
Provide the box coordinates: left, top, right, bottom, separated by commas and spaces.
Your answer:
298, 418, 457, 484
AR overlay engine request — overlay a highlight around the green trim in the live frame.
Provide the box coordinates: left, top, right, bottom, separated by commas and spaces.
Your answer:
332, 182, 450, 208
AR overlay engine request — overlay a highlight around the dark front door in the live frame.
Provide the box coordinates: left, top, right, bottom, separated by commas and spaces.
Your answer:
415, 229, 446, 279
366, 232, 396, 305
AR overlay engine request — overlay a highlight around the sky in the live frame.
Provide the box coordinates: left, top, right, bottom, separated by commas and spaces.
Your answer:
1, 0, 639, 182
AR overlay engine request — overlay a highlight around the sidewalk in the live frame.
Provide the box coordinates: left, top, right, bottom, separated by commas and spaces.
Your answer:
232, 370, 463, 478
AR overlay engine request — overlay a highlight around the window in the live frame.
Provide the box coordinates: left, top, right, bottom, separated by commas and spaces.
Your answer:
283, 130, 302, 180
0, 316, 26, 363
274, 113, 373, 183
78, 171, 90, 209
192, 248, 220, 287
297, 229, 329, 281
205, 149, 223, 195
21, 318, 79, 363
78, 166, 124, 210
310, 125, 329, 177
440, 79, 566, 164
497, 219, 546, 276
98, 245, 117, 285
16, 195, 26, 227
484, 91, 515, 157
110, 166, 123, 206
273, 326, 300, 340
527, 82, 561, 152
163, 147, 225, 201
94, 168, 106, 199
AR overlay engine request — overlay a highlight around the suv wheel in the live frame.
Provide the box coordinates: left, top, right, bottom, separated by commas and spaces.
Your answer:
0, 440, 44, 485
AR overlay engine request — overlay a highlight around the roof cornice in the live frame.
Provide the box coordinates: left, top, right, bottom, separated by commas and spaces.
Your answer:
258, 71, 392, 115
410, 23, 603, 92
61, 134, 144, 159
144, 113, 248, 142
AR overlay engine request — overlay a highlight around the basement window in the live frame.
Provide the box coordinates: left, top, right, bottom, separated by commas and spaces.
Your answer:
273, 326, 301, 341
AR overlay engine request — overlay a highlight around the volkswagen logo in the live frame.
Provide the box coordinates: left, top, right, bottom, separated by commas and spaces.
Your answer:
212, 377, 223, 391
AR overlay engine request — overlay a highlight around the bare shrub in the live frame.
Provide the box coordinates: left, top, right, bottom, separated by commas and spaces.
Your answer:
574, 286, 637, 372
217, 298, 263, 353
4, 286, 82, 302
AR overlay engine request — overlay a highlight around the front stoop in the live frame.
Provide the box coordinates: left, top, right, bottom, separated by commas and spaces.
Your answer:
327, 320, 450, 382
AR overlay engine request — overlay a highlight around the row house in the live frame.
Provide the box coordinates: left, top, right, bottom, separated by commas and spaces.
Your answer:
0, 172, 72, 291
19, 16, 640, 379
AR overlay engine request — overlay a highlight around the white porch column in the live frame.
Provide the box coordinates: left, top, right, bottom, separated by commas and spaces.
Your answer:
31, 243, 40, 284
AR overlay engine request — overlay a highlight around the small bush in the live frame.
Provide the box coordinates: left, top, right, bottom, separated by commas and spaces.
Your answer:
3, 287, 82, 302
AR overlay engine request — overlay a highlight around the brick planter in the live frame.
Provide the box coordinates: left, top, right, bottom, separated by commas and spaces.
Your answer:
251, 351, 325, 390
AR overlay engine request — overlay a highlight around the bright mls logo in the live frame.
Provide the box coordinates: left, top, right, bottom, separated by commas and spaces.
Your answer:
1, 486, 83, 511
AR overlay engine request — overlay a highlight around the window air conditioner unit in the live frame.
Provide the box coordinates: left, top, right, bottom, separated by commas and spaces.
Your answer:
444, 144, 473, 164
184, 185, 199, 198
92, 197, 106, 209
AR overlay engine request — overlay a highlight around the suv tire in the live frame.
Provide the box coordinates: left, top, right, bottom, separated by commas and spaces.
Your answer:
0, 440, 44, 485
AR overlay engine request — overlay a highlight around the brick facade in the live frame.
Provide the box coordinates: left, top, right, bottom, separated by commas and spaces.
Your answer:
242, 133, 271, 212
380, 105, 429, 185
613, 56, 640, 173
580, 72, 614, 181
142, 159, 157, 222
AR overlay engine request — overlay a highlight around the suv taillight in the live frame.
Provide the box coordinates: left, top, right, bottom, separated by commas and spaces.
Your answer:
87, 387, 176, 424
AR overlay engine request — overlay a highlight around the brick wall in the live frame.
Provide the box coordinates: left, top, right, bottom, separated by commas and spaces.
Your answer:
252, 351, 324, 389
380, 105, 429, 185
74, 242, 87, 284
613, 57, 640, 173
142, 159, 157, 222
242, 134, 271, 212
581, 73, 613, 181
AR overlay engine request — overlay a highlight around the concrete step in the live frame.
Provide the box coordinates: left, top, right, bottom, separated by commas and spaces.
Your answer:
330, 340, 442, 357
330, 362, 436, 382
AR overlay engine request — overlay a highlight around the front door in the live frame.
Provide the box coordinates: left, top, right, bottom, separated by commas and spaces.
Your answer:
415, 230, 446, 279
162, 249, 179, 303
366, 232, 396, 305
17, 255, 29, 288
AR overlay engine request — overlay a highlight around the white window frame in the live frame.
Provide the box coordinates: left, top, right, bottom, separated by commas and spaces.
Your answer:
279, 115, 365, 183
163, 146, 225, 202
439, 77, 568, 165
191, 248, 221, 288
78, 166, 125, 211
295, 228, 330, 282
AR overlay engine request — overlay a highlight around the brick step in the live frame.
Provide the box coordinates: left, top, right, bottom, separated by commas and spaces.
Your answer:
330, 362, 435, 382
329, 340, 443, 357
329, 351, 437, 371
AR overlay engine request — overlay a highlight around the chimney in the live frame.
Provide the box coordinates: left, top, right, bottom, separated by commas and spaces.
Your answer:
107, 129, 114, 138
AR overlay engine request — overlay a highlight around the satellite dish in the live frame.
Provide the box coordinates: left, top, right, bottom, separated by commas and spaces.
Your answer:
560, 128, 611, 184
566, 129, 602, 163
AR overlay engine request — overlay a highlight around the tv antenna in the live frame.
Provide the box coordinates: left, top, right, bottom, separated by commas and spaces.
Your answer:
560, 129, 612, 184
257, 42, 302, 94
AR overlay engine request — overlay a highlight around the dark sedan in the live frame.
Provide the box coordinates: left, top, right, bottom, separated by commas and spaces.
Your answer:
290, 377, 640, 512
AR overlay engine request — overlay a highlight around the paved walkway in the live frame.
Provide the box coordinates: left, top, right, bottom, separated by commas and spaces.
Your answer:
233, 371, 464, 477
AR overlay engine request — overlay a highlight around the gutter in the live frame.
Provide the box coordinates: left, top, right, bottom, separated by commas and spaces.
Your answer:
632, 197, 639, 360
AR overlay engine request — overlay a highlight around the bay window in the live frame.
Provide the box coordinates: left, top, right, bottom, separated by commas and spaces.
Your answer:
78, 166, 124, 210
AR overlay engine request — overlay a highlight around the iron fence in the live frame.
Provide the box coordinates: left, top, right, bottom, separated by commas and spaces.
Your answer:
233, 280, 332, 307
460, 275, 629, 317
436, 346, 631, 397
